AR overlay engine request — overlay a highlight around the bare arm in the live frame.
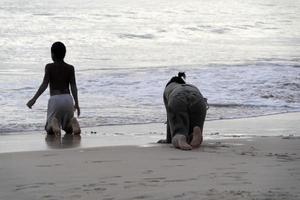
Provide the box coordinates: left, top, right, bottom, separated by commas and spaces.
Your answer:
26, 65, 49, 108
157, 93, 171, 143
164, 94, 172, 143
70, 67, 80, 116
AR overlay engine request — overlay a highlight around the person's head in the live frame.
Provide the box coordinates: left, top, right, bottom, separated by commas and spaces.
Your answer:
51, 41, 66, 62
166, 72, 186, 87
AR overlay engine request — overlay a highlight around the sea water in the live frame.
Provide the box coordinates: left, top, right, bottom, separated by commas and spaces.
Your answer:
0, 0, 299, 133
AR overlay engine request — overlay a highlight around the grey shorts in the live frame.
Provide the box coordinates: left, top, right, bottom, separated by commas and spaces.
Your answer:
46, 94, 74, 132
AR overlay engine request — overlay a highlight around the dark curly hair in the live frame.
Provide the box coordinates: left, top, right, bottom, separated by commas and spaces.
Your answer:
166, 72, 186, 87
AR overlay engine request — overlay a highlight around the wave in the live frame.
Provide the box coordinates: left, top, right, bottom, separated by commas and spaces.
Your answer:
208, 103, 291, 108
10, 87, 35, 91
32, 13, 54, 16
119, 33, 155, 40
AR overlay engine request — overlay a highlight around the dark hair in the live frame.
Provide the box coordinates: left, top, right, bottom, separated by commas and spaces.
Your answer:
166, 72, 186, 87
51, 41, 66, 61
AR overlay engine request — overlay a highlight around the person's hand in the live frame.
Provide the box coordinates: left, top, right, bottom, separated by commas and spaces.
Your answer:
204, 98, 209, 110
26, 98, 36, 109
157, 139, 168, 144
74, 104, 81, 117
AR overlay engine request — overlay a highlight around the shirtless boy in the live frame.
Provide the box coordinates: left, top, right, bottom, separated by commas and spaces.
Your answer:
27, 42, 81, 136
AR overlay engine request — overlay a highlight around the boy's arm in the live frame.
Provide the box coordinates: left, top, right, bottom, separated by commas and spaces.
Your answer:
70, 66, 80, 116
27, 65, 49, 109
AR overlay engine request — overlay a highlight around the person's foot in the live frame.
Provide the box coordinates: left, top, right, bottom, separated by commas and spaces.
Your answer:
172, 135, 192, 150
190, 126, 203, 148
71, 117, 81, 135
51, 117, 61, 137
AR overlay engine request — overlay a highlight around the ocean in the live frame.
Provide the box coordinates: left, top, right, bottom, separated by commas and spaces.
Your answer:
0, 0, 299, 134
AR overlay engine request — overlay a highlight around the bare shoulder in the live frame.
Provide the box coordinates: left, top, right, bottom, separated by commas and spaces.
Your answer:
45, 63, 54, 70
64, 62, 75, 70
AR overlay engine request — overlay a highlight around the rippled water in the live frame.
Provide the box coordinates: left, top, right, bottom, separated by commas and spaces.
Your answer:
0, 0, 299, 133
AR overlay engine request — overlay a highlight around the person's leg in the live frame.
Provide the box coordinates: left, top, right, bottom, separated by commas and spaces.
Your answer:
70, 117, 81, 135
190, 126, 202, 148
189, 100, 207, 148
168, 97, 192, 150
45, 122, 54, 135
64, 124, 73, 134
46, 116, 61, 136
60, 94, 81, 135
46, 96, 61, 136
62, 114, 74, 134
63, 117, 81, 135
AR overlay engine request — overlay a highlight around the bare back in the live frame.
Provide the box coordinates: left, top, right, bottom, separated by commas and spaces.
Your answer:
43, 62, 75, 96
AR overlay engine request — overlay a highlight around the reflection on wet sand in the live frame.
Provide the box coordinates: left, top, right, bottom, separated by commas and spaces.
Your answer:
45, 134, 81, 149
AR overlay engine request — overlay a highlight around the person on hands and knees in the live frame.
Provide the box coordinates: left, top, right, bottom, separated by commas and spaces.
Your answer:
158, 72, 208, 150
27, 41, 81, 136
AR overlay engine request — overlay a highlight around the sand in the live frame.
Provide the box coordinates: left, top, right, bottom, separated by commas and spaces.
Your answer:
0, 113, 300, 200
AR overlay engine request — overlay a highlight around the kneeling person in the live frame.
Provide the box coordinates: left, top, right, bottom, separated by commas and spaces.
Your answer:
27, 42, 81, 136
159, 72, 207, 150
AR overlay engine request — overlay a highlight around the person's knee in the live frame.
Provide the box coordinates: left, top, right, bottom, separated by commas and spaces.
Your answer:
70, 117, 81, 135
46, 128, 55, 135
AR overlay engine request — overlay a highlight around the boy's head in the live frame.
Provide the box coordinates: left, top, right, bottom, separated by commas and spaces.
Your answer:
51, 41, 66, 61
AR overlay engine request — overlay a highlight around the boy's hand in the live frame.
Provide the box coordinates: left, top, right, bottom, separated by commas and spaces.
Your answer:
74, 104, 80, 117
26, 99, 36, 109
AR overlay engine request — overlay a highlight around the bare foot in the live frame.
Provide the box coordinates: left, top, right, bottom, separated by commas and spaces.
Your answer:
190, 126, 203, 148
172, 135, 192, 150
71, 117, 81, 135
51, 117, 61, 137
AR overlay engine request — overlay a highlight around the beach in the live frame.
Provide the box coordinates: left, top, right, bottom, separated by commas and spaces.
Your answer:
0, 113, 299, 200
0, 0, 299, 199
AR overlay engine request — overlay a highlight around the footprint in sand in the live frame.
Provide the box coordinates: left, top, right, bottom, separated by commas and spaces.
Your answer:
42, 153, 59, 157
143, 177, 166, 183
169, 157, 197, 161
41, 194, 64, 200
36, 164, 62, 167
15, 182, 55, 191
82, 183, 107, 192
164, 178, 198, 183
103, 198, 115, 200
85, 160, 121, 164
130, 195, 153, 200
142, 169, 154, 174
68, 194, 82, 199
173, 191, 198, 199
265, 153, 299, 162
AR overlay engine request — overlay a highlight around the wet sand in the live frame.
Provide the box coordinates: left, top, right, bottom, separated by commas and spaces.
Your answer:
0, 113, 300, 200
0, 112, 299, 153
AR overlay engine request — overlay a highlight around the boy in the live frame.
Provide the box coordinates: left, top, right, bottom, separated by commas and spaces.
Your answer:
27, 42, 81, 136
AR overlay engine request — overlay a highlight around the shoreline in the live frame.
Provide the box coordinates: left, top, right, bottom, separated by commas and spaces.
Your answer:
2, 110, 300, 135
0, 112, 299, 154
